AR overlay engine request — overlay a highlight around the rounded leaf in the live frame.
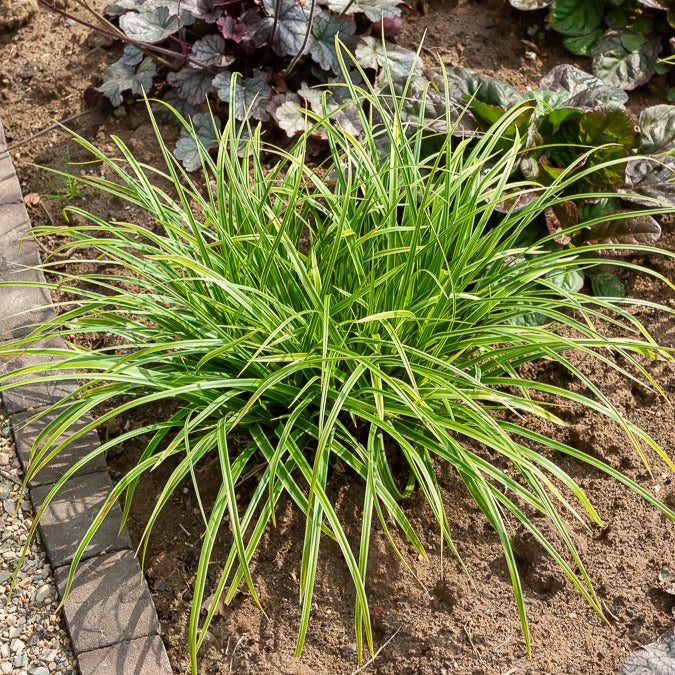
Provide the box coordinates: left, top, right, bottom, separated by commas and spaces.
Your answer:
550, 0, 604, 37
582, 212, 661, 251
638, 105, 675, 153
592, 31, 662, 90
119, 7, 179, 43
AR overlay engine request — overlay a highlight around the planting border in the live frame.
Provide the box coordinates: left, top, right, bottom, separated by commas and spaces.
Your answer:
0, 119, 172, 675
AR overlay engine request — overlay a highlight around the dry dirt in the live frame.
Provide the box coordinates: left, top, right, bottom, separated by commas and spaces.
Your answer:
1, 1, 674, 674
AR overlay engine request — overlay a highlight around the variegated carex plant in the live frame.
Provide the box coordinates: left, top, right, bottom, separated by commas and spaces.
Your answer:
1, 49, 674, 673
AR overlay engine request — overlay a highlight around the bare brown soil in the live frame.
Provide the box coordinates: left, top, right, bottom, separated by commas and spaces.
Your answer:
2, 1, 674, 673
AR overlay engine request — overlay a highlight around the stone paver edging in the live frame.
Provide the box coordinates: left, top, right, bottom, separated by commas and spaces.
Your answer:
0, 121, 172, 674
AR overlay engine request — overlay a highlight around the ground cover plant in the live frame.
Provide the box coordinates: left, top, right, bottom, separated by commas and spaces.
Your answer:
2, 57, 675, 673
40, 0, 410, 165
427, 63, 675, 296
509, 0, 674, 90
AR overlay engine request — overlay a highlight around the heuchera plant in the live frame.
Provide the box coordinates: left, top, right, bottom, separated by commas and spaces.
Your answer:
509, 0, 674, 90
92, 0, 409, 168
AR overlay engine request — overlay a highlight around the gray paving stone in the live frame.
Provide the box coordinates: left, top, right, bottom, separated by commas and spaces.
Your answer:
0, 121, 17, 208
0, 282, 56, 340
0, 150, 24, 206
0, 202, 41, 269
54, 550, 160, 656
11, 408, 108, 487
76, 635, 172, 675
2, 120, 169, 675
0, 336, 79, 414
0, 203, 56, 339
31, 471, 130, 568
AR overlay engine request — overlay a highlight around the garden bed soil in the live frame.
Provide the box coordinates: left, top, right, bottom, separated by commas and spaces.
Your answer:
2, 1, 675, 673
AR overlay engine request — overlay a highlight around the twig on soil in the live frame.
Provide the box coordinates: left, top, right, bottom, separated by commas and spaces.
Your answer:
227, 634, 247, 674
38, 201, 55, 227
463, 621, 488, 668
494, 635, 513, 651
602, 599, 620, 623
1, 109, 96, 155
34, 238, 91, 261
350, 625, 403, 675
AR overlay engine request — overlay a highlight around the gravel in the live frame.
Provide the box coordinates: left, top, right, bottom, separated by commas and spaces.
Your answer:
0, 411, 76, 675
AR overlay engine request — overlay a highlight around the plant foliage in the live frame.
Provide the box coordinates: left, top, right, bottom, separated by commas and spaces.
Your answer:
420, 62, 675, 294
88, 0, 406, 166
2, 62, 675, 674
509, 0, 674, 90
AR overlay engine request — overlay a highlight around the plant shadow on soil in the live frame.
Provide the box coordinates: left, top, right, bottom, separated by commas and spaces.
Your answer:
2, 0, 675, 673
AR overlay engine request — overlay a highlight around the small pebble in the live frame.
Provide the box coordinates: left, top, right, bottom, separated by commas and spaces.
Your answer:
10, 638, 25, 654
34, 585, 53, 605
29, 667, 50, 675
13, 653, 27, 668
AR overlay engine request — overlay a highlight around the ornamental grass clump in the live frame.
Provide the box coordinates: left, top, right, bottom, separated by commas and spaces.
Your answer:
1, 62, 674, 672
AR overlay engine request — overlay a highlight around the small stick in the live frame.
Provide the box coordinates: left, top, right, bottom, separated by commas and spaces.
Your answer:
0, 468, 23, 487
351, 626, 403, 675
228, 634, 247, 674
1, 109, 95, 156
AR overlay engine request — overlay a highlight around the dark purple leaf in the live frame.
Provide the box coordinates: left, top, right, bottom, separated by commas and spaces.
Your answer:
261, 0, 311, 57
621, 157, 675, 207
213, 70, 271, 120
167, 66, 215, 105
191, 34, 235, 68
372, 16, 402, 37
180, 0, 225, 23
582, 211, 661, 252
217, 15, 249, 43
83, 86, 100, 109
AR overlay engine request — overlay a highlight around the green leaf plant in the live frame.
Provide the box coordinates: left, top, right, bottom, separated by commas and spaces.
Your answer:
509, 0, 674, 90
2, 50, 674, 673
